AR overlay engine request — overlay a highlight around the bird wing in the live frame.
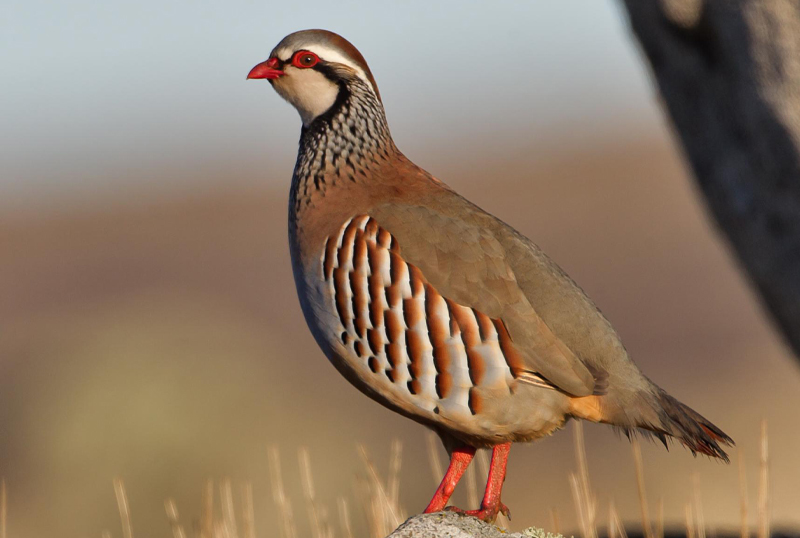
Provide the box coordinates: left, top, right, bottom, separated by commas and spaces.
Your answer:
361, 202, 600, 397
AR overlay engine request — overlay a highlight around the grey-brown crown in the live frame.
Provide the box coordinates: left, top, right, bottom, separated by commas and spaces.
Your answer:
270, 29, 382, 102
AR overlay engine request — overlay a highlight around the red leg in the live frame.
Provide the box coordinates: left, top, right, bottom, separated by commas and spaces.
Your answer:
424, 445, 476, 513
446, 442, 512, 522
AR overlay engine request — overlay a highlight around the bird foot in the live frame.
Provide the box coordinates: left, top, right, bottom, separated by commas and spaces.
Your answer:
444, 502, 511, 523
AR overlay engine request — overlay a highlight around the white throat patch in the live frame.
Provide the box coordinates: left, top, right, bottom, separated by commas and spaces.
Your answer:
272, 69, 339, 126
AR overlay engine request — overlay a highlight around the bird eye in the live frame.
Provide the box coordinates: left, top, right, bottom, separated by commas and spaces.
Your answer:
292, 51, 319, 69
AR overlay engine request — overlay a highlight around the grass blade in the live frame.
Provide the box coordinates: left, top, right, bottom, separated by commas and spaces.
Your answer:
739, 449, 749, 538
241, 483, 255, 538
426, 433, 443, 486
164, 498, 187, 538
299, 447, 322, 538
757, 421, 770, 538
220, 479, 237, 538
572, 422, 597, 538
113, 478, 133, 538
268, 446, 297, 538
693, 474, 705, 538
631, 439, 653, 538
200, 480, 213, 538
337, 497, 354, 538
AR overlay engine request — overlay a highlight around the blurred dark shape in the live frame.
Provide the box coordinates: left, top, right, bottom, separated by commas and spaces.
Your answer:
622, 0, 800, 362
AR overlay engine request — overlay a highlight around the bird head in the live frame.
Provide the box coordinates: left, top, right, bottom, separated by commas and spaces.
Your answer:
248, 29, 382, 126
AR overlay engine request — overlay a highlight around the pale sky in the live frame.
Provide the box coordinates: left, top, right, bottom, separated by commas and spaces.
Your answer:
0, 1, 660, 207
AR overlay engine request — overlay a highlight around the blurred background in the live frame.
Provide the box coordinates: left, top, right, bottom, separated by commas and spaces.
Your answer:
2, 1, 799, 536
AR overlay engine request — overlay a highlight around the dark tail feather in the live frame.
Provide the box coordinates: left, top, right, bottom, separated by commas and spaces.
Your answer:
636, 389, 734, 462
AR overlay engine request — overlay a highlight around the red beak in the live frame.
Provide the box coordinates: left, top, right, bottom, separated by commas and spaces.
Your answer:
247, 58, 284, 80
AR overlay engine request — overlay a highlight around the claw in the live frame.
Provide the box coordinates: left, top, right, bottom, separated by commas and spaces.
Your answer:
443, 504, 505, 524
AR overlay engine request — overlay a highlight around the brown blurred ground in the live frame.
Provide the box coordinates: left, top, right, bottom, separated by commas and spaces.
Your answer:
1, 128, 799, 537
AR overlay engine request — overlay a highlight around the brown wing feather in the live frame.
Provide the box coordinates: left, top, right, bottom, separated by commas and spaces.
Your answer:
362, 207, 600, 397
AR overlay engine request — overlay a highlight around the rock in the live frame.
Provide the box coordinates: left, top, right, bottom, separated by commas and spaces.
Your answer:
386, 512, 566, 538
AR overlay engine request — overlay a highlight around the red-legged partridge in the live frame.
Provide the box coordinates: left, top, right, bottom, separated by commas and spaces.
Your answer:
247, 29, 733, 522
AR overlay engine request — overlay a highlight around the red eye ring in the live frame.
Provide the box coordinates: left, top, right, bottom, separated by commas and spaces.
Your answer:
292, 51, 320, 69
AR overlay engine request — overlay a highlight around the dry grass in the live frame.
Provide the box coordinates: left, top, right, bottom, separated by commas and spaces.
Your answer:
550, 507, 562, 536
336, 497, 354, 538
608, 501, 628, 538
758, 421, 770, 538
693, 474, 706, 538
241, 483, 256, 538
299, 447, 329, 538
632, 439, 654, 538
165, 498, 187, 538
426, 432, 444, 486
466, 452, 479, 510
201, 480, 213, 538
565, 422, 773, 538
570, 421, 598, 538
113, 478, 133, 538
740, 449, 749, 538
356, 442, 406, 537
1, 480, 6, 538
8, 421, 777, 538
268, 448, 296, 538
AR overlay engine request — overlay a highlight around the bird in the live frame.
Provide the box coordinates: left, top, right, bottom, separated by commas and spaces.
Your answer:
247, 29, 733, 523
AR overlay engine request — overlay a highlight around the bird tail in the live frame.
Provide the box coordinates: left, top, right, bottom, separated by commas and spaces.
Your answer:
642, 388, 734, 461
569, 384, 734, 462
